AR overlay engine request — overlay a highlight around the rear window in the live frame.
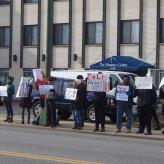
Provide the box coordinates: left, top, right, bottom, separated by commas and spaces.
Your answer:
118, 74, 137, 86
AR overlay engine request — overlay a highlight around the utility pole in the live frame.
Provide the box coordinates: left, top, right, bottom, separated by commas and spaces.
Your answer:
46, 0, 53, 77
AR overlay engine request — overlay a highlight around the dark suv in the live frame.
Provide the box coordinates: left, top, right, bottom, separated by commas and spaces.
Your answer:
32, 77, 117, 123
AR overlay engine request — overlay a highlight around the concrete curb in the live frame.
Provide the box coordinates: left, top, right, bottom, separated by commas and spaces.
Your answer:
0, 121, 163, 141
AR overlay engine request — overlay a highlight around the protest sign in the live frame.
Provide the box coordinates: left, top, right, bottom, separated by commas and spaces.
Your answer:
159, 77, 164, 88
116, 85, 129, 101
33, 69, 43, 82
135, 77, 152, 89
87, 73, 110, 92
39, 85, 53, 95
0, 86, 7, 97
16, 77, 31, 97
65, 88, 77, 100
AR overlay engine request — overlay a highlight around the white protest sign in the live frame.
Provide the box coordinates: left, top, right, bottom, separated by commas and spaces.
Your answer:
116, 85, 129, 101
87, 73, 110, 92
39, 85, 53, 95
0, 86, 7, 96
16, 77, 30, 97
135, 77, 152, 89
33, 69, 43, 82
159, 77, 164, 88
65, 88, 77, 100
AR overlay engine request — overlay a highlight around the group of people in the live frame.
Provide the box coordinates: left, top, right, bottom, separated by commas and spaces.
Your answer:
1, 71, 164, 135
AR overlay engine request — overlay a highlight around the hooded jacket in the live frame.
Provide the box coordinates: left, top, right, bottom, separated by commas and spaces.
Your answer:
6, 76, 15, 101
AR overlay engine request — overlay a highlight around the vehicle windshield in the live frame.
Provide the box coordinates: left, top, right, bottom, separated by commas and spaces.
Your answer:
118, 73, 137, 86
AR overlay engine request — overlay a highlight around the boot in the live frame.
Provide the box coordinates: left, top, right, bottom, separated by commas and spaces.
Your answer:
3, 117, 9, 122
8, 117, 13, 123
72, 123, 78, 129
100, 127, 105, 132
77, 124, 82, 130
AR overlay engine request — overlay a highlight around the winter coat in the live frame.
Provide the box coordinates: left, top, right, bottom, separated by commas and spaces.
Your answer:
19, 84, 33, 108
74, 82, 87, 110
5, 76, 15, 101
159, 88, 164, 99
137, 85, 157, 107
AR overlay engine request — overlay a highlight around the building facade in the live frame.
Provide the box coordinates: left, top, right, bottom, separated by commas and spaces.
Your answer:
0, 0, 164, 88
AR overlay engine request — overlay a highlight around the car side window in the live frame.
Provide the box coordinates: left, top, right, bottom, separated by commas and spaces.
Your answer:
63, 80, 73, 93
110, 74, 120, 87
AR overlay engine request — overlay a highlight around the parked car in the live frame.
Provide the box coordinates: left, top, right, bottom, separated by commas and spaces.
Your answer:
32, 70, 137, 123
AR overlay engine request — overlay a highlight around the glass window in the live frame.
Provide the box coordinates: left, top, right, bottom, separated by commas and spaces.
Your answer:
23, 25, 38, 46
0, 27, 10, 47
160, 19, 164, 43
24, 0, 38, 3
121, 20, 139, 44
53, 24, 69, 45
85, 22, 103, 45
0, 0, 10, 5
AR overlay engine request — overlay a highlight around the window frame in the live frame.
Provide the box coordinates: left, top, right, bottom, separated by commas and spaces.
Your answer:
23, 25, 38, 47
53, 23, 69, 46
85, 21, 103, 45
120, 19, 140, 44
0, 26, 10, 48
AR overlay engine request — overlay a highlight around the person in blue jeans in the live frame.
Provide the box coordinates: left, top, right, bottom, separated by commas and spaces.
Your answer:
4, 76, 15, 123
115, 75, 135, 133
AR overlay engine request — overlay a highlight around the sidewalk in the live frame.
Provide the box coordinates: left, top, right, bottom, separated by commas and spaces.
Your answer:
0, 114, 163, 141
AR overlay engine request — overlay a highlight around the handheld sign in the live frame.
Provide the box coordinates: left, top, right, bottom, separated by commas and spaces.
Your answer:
39, 85, 53, 95
116, 85, 129, 101
135, 77, 152, 89
65, 88, 77, 100
0, 86, 7, 97
33, 69, 43, 82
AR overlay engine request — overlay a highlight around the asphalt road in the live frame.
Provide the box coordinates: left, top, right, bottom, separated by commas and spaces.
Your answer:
0, 125, 164, 164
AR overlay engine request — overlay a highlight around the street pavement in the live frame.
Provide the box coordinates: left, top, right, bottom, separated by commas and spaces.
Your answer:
0, 101, 164, 141
0, 125, 164, 164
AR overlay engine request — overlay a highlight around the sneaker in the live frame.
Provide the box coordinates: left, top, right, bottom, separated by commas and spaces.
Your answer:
126, 129, 131, 133
115, 129, 121, 133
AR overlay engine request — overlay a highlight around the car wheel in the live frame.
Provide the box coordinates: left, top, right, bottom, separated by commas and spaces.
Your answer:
86, 105, 95, 122
32, 101, 42, 117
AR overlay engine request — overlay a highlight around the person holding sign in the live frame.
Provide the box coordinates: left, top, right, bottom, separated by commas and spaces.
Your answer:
115, 75, 135, 133
4, 76, 15, 123
19, 78, 33, 124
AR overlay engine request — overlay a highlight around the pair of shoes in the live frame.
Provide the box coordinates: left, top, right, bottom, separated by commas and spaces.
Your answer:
78, 126, 82, 130
72, 124, 78, 129
153, 127, 161, 130
93, 128, 99, 132
8, 117, 13, 123
115, 129, 121, 133
144, 132, 152, 135
100, 128, 105, 132
136, 130, 144, 134
3, 117, 9, 122
126, 129, 131, 133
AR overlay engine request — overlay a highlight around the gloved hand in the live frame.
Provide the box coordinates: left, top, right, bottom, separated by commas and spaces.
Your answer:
50, 89, 55, 93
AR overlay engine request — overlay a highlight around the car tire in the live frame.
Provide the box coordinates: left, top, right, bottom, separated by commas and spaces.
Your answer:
86, 105, 95, 122
32, 101, 42, 117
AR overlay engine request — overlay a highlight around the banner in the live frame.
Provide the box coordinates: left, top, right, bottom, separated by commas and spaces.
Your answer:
33, 69, 43, 82
0, 86, 7, 97
116, 85, 129, 101
16, 77, 31, 97
65, 88, 77, 100
39, 85, 53, 95
87, 73, 110, 92
135, 77, 152, 89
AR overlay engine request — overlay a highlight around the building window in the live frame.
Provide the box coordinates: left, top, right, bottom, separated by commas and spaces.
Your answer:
0, 27, 10, 47
0, 0, 10, 5
53, 24, 69, 45
160, 19, 164, 43
121, 20, 139, 44
24, 0, 38, 3
85, 22, 103, 45
23, 25, 38, 46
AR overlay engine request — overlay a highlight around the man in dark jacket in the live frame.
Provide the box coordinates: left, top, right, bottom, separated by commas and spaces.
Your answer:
136, 85, 157, 135
115, 75, 135, 133
4, 76, 15, 123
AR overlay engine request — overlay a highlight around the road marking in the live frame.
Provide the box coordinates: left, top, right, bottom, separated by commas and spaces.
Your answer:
0, 151, 101, 164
